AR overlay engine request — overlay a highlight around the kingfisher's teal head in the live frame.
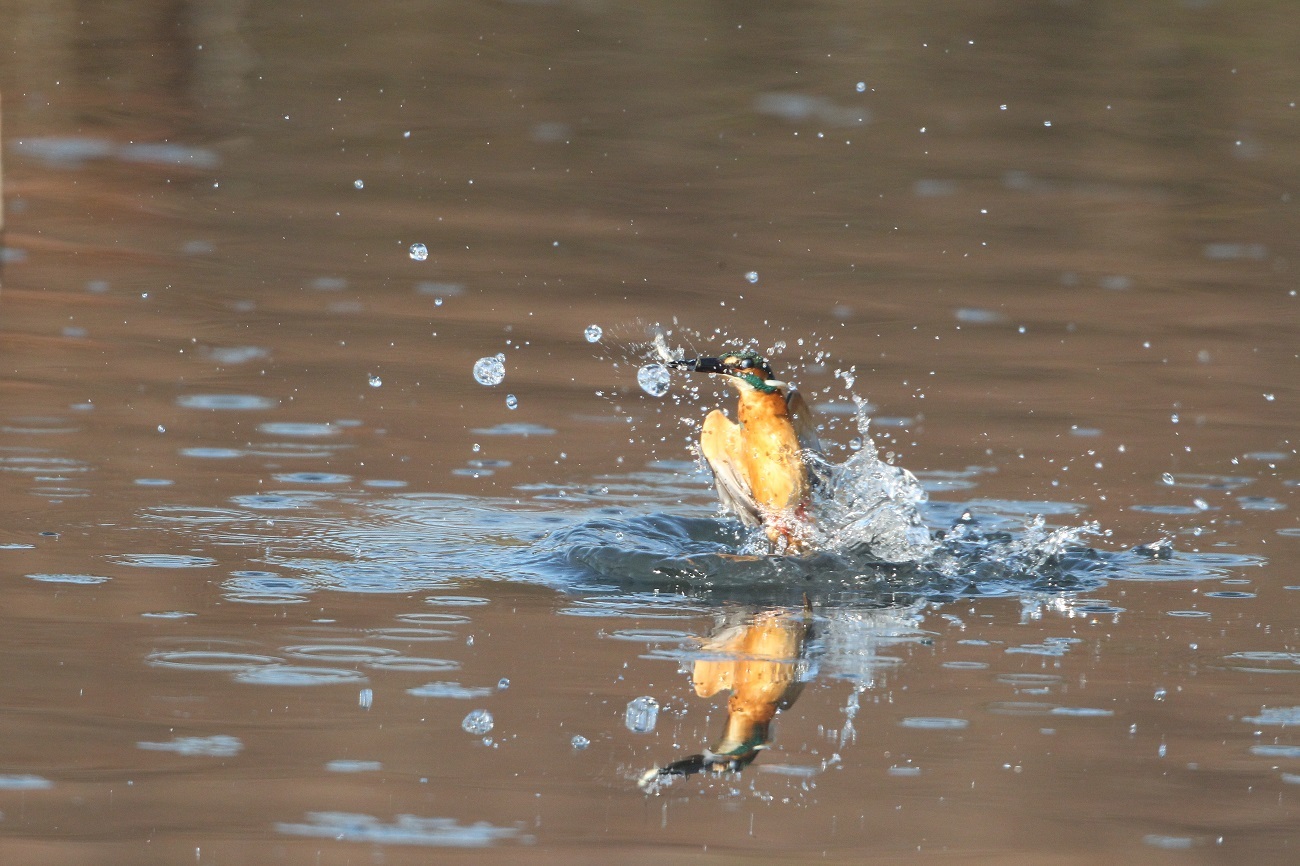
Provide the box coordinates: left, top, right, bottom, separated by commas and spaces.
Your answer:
671, 350, 782, 394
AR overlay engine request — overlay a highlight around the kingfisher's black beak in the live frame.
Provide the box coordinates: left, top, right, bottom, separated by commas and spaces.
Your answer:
669, 357, 725, 374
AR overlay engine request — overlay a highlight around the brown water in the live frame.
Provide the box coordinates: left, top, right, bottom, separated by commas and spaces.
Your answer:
1, 1, 1298, 863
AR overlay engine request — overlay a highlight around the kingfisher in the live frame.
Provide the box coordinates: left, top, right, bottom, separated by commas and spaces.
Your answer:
671, 350, 822, 552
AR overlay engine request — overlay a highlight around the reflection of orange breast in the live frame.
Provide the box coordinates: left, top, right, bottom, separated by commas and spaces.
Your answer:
693, 611, 808, 722
736, 392, 808, 514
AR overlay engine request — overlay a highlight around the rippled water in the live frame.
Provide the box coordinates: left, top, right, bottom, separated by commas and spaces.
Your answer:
2, 0, 1298, 862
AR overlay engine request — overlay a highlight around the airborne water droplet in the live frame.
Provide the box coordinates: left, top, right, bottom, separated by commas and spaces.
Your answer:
409, 243, 429, 262
570, 734, 590, 750
505, 394, 518, 410
473, 354, 506, 386
624, 696, 659, 733
745, 270, 759, 284
353, 179, 364, 190
461, 709, 494, 735
368, 375, 382, 388
584, 324, 603, 343
637, 363, 671, 397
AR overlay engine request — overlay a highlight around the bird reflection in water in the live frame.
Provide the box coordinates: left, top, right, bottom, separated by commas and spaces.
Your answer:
639, 603, 813, 790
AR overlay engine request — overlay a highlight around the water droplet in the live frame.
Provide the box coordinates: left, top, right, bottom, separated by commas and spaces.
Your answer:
353, 179, 364, 190
1264, 393, 1276, 402
434, 297, 444, 306
473, 354, 506, 386
624, 696, 659, 733
461, 709, 494, 735
855, 81, 866, 93
409, 243, 429, 262
570, 735, 590, 750
505, 394, 518, 410
636, 363, 671, 397
584, 324, 603, 343
368, 375, 382, 388
1161, 473, 1175, 485
497, 677, 510, 690
744, 270, 759, 284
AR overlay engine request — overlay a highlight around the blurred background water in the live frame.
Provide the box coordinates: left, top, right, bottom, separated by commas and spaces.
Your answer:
0, 1, 1297, 863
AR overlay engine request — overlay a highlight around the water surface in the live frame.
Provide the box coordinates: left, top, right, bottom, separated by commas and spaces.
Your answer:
1, 1, 1297, 863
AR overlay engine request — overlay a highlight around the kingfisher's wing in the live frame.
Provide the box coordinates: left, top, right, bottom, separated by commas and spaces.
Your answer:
785, 388, 822, 454
700, 409, 762, 526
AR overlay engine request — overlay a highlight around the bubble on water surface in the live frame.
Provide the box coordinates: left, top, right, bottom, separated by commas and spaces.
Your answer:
230, 491, 330, 510
273, 472, 352, 484
624, 696, 659, 733
110, 554, 217, 569
584, 324, 602, 342
180, 447, 245, 459
409, 243, 428, 261
899, 717, 968, 730
0, 775, 53, 790
1143, 835, 1197, 850
1050, 707, 1115, 718
368, 627, 455, 642
258, 422, 338, 438
570, 735, 590, 750
1241, 706, 1300, 726
137, 735, 242, 757
410, 682, 494, 699
425, 595, 491, 607
602, 628, 697, 644
473, 354, 506, 386
177, 394, 277, 411
235, 666, 369, 686
275, 812, 530, 847
397, 613, 471, 625
369, 657, 461, 673
954, 307, 1008, 324
986, 702, 1059, 716
471, 423, 554, 437
147, 651, 283, 672
461, 709, 495, 735
326, 760, 382, 773
282, 645, 401, 664
26, 573, 111, 585
636, 363, 671, 397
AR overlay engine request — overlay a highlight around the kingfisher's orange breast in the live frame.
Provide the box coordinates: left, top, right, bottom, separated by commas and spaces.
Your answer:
736, 390, 808, 514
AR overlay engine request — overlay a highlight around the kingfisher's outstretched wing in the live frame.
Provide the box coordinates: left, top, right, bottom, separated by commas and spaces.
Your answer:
785, 388, 822, 455
700, 409, 762, 526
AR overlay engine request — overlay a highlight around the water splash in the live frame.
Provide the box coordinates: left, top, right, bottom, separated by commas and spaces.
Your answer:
805, 404, 934, 563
